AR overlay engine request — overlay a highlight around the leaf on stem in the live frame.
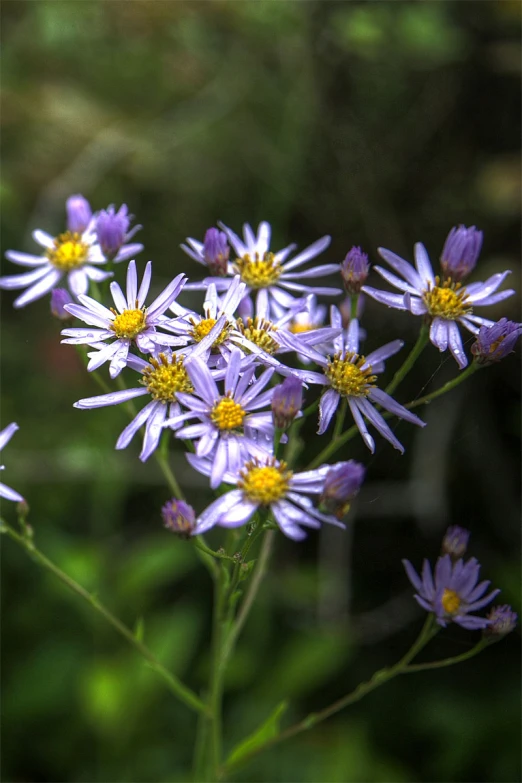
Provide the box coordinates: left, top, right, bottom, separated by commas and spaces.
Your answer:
225, 700, 288, 766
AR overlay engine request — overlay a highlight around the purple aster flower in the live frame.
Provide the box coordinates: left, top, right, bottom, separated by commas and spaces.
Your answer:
202, 228, 230, 276
471, 318, 522, 365
96, 204, 143, 261
0, 423, 24, 502
403, 554, 500, 629
188, 456, 345, 541
50, 288, 74, 320
319, 460, 365, 519
0, 213, 112, 307
183, 221, 342, 320
271, 377, 303, 430
442, 525, 470, 560
340, 246, 370, 294
483, 605, 517, 638
300, 309, 425, 452
163, 349, 276, 489
61, 261, 188, 378
440, 225, 483, 282
66, 194, 92, 234
162, 499, 196, 537
72, 329, 223, 461
362, 242, 515, 368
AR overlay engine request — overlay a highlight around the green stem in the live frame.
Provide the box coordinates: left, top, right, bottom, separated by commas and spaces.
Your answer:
405, 362, 479, 410
1, 521, 209, 716
153, 448, 184, 501
222, 616, 440, 775
333, 398, 347, 438
208, 563, 228, 780
385, 322, 430, 396
350, 295, 359, 321
403, 640, 487, 673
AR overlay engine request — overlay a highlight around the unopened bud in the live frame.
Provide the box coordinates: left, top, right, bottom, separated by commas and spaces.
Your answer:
440, 225, 482, 282
161, 499, 196, 538
50, 288, 74, 320
471, 318, 522, 365
340, 246, 369, 294
320, 460, 365, 519
66, 194, 92, 234
271, 377, 303, 429
483, 605, 517, 640
441, 525, 470, 560
203, 228, 229, 276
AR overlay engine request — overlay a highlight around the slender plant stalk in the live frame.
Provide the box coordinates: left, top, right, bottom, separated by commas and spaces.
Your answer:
385, 321, 430, 396
403, 639, 488, 673
350, 294, 359, 321
1, 520, 210, 716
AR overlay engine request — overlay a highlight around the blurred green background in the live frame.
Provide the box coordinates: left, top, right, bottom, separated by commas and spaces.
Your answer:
1, 2, 520, 781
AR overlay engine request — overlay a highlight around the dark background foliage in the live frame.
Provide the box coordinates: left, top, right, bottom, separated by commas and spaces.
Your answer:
1, 2, 520, 781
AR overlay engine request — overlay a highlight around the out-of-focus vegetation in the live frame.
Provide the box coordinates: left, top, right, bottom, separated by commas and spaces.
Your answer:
1, 2, 520, 781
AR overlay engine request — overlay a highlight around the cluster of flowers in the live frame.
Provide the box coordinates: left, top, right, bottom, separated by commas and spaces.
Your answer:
1, 196, 520, 631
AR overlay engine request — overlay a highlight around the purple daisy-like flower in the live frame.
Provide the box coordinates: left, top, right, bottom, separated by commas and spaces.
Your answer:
72, 326, 224, 461
189, 456, 345, 541
163, 349, 277, 489
300, 309, 425, 453
0, 423, 24, 502
403, 554, 500, 629
96, 204, 142, 261
61, 261, 187, 378
471, 318, 522, 365
362, 242, 515, 368
183, 221, 342, 320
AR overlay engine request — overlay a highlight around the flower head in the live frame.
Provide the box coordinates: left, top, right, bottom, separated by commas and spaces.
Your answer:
162, 499, 196, 537
440, 225, 483, 282
340, 246, 369, 294
271, 377, 303, 430
403, 554, 500, 629
320, 460, 365, 518
307, 311, 425, 453
0, 423, 24, 502
183, 221, 342, 320
96, 204, 141, 260
66, 194, 92, 234
471, 318, 522, 365
441, 525, 470, 560
362, 241, 514, 368
203, 228, 230, 276
483, 605, 517, 639
50, 288, 74, 320
62, 261, 188, 378
189, 456, 345, 541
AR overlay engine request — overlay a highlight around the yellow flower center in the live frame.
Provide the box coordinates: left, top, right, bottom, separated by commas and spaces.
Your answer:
233, 252, 282, 289
210, 397, 246, 431
46, 231, 89, 271
441, 588, 461, 615
238, 460, 293, 505
141, 353, 193, 402
190, 317, 230, 347
326, 353, 376, 397
111, 308, 146, 339
235, 317, 278, 355
289, 321, 315, 334
423, 277, 472, 320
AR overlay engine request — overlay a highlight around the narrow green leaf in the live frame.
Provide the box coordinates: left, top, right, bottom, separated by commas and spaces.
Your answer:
225, 700, 288, 766
134, 616, 145, 642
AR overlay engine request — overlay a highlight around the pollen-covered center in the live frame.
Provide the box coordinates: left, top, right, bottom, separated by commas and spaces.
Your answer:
423, 277, 472, 320
233, 252, 282, 289
210, 397, 246, 431
141, 353, 193, 402
239, 460, 293, 505
190, 317, 229, 347
441, 588, 461, 616
289, 321, 315, 334
235, 317, 278, 355
326, 353, 377, 397
111, 308, 146, 339
46, 231, 89, 271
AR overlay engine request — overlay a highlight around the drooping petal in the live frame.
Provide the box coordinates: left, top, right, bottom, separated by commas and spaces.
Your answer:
317, 388, 340, 435
347, 398, 375, 452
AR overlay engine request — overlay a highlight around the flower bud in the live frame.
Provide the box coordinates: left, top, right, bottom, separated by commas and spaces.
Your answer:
340, 246, 369, 294
471, 318, 522, 365
483, 605, 517, 640
66, 194, 92, 234
440, 225, 483, 282
320, 460, 365, 519
203, 228, 230, 276
271, 377, 303, 430
161, 499, 196, 538
50, 288, 74, 320
441, 525, 470, 560
96, 204, 136, 259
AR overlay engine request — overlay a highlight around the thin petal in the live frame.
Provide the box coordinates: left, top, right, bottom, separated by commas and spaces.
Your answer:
74, 387, 148, 409
317, 388, 339, 435
13, 269, 61, 307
